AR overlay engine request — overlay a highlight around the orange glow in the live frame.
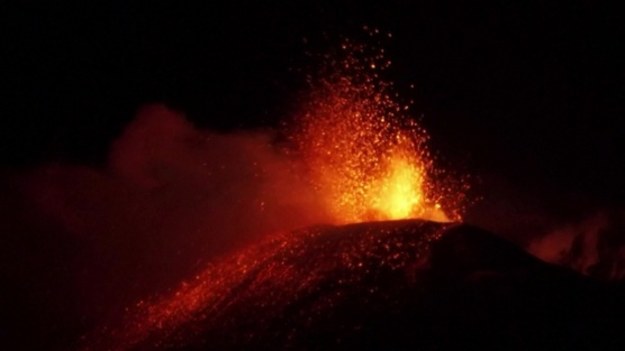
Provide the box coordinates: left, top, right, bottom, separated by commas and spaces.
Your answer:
82, 32, 470, 351
293, 34, 462, 223
373, 154, 426, 220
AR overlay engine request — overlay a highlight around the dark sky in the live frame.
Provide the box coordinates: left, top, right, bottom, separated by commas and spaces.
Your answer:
3, 1, 624, 202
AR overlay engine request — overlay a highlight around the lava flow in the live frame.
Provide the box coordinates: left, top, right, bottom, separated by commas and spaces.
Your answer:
292, 35, 465, 224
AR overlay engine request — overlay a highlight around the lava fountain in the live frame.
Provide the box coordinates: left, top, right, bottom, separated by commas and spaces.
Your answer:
292, 34, 465, 224
83, 32, 469, 350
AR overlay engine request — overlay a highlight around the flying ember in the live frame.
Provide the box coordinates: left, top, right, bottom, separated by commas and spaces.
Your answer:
292, 33, 463, 223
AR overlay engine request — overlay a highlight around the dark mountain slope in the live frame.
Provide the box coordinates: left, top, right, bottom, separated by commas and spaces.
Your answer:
87, 220, 625, 350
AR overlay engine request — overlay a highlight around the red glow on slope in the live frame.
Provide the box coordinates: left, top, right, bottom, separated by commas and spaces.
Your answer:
81, 31, 469, 350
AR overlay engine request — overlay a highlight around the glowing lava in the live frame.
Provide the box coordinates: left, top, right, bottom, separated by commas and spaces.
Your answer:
293, 34, 463, 223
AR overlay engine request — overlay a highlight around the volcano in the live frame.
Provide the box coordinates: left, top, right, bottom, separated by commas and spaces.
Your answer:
87, 220, 625, 350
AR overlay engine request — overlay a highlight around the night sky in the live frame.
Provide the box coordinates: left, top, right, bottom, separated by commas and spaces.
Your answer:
3, 1, 623, 201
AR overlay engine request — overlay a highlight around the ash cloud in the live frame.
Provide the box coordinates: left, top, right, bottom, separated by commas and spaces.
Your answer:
1, 104, 330, 349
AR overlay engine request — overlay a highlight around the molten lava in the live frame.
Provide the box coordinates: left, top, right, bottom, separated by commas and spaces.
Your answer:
293, 34, 463, 223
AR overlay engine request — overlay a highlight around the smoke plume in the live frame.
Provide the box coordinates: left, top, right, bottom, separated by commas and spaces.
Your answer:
1, 104, 332, 349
